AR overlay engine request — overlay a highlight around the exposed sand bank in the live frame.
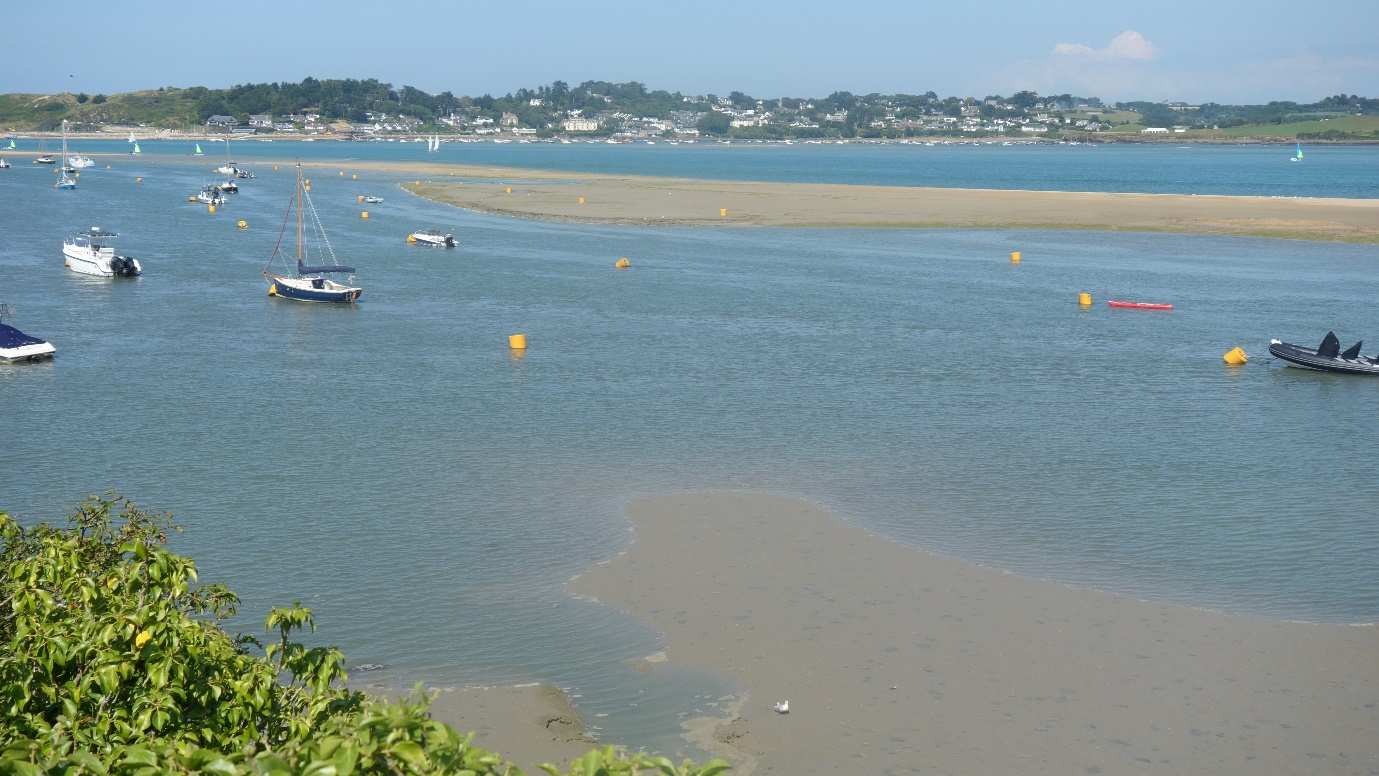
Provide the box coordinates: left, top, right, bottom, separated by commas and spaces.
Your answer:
571, 491, 1379, 775
422, 684, 597, 771
401, 172, 1379, 242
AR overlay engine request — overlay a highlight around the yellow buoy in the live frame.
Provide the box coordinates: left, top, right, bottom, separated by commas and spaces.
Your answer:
578, 196, 586, 205
1223, 347, 1248, 366
268, 284, 278, 297
208, 204, 216, 214
406, 234, 417, 244
415, 180, 421, 186
237, 219, 248, 230
360, 211, 369, 219
615, 257, 631, 269
508, 333, 527, 350
1010, 251, 1022, 264
505, 186, 512, 194
720, 208, 728, 217
1078, 292, 1093, 306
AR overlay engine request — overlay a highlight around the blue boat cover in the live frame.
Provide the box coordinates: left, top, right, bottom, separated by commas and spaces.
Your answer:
297, 260, 355, 274
0, 323, 47, 348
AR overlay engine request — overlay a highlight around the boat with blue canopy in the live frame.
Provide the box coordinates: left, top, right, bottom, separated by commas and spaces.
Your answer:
263, 164, 362, 304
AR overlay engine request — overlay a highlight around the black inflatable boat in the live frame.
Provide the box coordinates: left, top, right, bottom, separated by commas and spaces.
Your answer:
1269, 331, 1379, 375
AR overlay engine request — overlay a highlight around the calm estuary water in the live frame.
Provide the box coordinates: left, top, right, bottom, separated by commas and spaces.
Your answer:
1, 149, 1377, 754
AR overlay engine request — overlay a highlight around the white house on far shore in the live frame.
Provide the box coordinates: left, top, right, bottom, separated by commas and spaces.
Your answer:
561, 117, 600, 132
1141, 127, 1170, 134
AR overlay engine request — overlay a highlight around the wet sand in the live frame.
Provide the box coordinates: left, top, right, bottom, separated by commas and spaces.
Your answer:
424, 684, 597, 771
571, 491, 1379, 775
396, 169, 1379, 243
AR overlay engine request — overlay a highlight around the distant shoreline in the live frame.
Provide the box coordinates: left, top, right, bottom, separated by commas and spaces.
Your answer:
6, 130, 1378, 146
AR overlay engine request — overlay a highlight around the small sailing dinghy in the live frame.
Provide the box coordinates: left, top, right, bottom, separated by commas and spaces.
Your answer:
0, 304, 56, 363
263, 164, 362, 304
1269, 331, 1379, 375
1290, 143, 1303, 162
194, 143, 204, 156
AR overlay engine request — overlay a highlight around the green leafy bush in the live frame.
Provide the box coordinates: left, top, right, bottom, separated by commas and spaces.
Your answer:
0, 496, 727, 776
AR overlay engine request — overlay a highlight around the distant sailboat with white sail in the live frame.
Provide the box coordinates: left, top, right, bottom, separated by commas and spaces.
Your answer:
127, 131, 137, 144
427, 135, 440, 152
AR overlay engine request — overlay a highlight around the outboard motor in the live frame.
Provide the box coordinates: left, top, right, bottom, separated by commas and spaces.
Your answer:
444, 235, 456, 247
110, 255, 142, 277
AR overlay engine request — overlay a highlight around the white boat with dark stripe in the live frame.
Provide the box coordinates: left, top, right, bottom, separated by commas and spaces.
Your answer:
62, 227, 142, 277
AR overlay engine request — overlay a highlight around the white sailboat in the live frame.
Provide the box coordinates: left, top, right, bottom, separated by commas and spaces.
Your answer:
127, 131, 136, 143
56, 121, 76, 190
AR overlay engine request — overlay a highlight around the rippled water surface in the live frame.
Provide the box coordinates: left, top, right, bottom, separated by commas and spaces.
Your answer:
1, 154, 1377, 753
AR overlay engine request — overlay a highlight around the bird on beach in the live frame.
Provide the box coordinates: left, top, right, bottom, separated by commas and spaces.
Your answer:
772, 700, 790, 714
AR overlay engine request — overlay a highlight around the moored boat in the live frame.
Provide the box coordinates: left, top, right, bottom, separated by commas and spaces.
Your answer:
0, 304, 56, 363
34, 155, 56, 165
1269, 332, 1379, 375
407, 229, 456, 248
362, 195, 384, 204
263, 164, 362, 304
195, 185, 226, 205
218, 179, 239, 193
1107, 300, 1173, 311
69, 154, 94, 169
62, 227, 142, 277
0, 158, 10, 169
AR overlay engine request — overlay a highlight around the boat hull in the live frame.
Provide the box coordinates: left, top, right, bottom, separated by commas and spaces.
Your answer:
1107, 300, 1174, 311
1269, 341, 1379, 375
63, 245, 141, 277
268, 275, 362, 303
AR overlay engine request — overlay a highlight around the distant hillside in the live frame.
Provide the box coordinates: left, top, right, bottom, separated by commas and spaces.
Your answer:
0, 88, 201, 130
3, 79, 1376, 141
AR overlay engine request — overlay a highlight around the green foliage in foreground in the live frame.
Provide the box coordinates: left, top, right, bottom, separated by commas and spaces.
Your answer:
0, 496, 728, 776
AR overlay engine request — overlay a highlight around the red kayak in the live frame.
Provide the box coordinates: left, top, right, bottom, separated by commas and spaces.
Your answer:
1107, 300, 1174, 311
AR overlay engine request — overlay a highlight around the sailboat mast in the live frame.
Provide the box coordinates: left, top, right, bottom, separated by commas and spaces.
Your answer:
296, 165, 304, 262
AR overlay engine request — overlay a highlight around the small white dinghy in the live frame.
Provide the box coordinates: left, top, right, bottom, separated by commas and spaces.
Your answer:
772, 700, 790, 714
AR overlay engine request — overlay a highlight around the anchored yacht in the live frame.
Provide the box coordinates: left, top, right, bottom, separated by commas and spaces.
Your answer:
62, 227, 142, 277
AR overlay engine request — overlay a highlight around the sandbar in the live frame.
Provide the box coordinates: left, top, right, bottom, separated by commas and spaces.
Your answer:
400, 171, 1379, 242
422, 683, 597, 772
571, 491, 1379, 775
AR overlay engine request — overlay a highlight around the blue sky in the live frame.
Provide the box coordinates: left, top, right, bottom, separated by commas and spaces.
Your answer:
3, 0, 1376, 102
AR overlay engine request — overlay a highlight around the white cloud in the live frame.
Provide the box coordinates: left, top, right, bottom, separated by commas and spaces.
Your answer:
1053, 31, 1157, 62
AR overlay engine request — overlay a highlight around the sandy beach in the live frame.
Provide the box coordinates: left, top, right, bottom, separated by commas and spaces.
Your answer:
571, 491, 1379, 775
420, 684, 597, 771
400, 171, 1379, 242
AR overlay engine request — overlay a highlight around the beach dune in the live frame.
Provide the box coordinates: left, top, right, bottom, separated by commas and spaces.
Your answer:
572, 491, 1379, 775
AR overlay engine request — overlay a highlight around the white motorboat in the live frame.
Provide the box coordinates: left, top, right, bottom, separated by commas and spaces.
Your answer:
0, 158, 10, 169
407, 229, 457, 248
216, 161, 239, 175
34, 155, 56, 165
195, 185, 226, 205
218, 179, 238, 193
0, 304, 56, 363
362, 195, 384, 204
62, 227, 142, 277
69, 154, 95, 169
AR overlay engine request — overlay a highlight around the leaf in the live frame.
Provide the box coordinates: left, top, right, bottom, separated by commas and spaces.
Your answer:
120, 746, 158, 766
390, 741, 427, 768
